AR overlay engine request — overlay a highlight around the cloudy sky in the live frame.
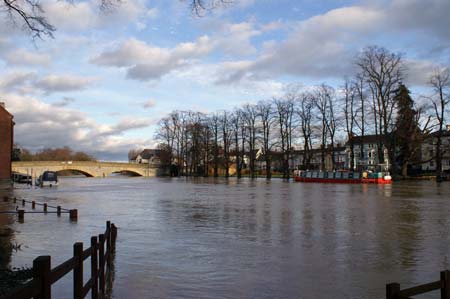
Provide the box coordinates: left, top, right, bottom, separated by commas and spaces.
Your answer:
1, 0, 449, 160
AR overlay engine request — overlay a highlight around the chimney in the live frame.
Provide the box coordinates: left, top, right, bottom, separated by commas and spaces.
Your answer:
0, 102, 4, 108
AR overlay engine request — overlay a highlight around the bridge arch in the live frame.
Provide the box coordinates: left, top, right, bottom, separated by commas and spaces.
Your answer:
108, 169, 144, 177
55, 169, 95, 177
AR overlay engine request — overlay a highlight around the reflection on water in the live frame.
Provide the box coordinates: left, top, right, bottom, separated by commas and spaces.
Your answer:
2, 178, 450, 298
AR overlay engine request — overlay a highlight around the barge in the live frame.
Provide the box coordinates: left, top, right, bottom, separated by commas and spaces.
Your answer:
294, 170, 392, 184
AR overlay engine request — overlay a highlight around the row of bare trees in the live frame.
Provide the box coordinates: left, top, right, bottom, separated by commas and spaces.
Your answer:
154, 46, 450, 178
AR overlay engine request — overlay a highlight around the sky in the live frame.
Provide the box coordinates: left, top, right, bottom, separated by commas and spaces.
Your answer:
1, 0, 449, 161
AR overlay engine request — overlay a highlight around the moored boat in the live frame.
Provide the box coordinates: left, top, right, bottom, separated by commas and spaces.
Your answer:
294, 170, 392, 184
36, 171, 59, 187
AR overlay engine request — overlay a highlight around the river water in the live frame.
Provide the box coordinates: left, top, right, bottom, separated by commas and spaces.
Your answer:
2, 177, 450, 298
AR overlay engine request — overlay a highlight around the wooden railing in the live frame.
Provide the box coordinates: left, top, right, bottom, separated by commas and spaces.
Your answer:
386, 270, 450, 299
0, 221, 117, 299
1, 196, 78, 221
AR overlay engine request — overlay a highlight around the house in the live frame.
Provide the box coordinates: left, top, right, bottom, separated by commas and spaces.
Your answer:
345, 135, 389, 171
0, 102, 14, 180
420, 125, 450, 172
291, 146, 347, 171
130, 149, 163, 165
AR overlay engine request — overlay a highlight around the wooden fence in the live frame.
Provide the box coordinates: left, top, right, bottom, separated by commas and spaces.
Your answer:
0, 221, 117, 299
1, 196, 78, 221
387, 270, 450, 298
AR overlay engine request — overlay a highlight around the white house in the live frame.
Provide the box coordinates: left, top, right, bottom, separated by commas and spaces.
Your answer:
131, 149, 163, 165
420, 126, 450, 172
345, 135, 389, 171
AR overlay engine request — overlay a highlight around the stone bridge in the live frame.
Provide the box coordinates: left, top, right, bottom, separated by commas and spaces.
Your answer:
12, 161, 161, 178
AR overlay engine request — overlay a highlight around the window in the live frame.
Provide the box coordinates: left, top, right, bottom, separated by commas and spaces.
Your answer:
430, 161, 434, 167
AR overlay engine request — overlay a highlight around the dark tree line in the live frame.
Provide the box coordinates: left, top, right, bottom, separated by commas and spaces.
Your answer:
13, 145, 96, 161
154, 46, 450, 179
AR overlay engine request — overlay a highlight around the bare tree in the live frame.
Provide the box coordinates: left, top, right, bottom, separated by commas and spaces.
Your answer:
275, 93, 296, 179
342, 79, 358, 170
296, 92, 314, 169
155, 116, 175, 163
230, 108, 244, 178
219, 110, 233, 178
256, 100, 276, 179
353, 73, 368, 168
210, 113, 220, 177
1, 0, 231, 39
429, 67, 450, 179
190, 0, 231, 15
356, 46, 404, 172
314, 84, 330, 171
242, 104, 258, 178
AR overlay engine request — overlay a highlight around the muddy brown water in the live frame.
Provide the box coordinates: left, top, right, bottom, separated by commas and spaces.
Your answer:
1, 177, 450, 298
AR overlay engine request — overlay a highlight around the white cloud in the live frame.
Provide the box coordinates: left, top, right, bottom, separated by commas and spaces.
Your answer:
215, 21, 261, 56
91, 36, 215, 80
388, 0, 450, 39
404, 59, 440, 86
112, 117, 153, 133
2, 49, 51, 66
53, 97, 76, 107
146, 7, 159, 19
41, 0, 150, 32
0, 72, 97, 95
214, 1, 450, 83
4, 94, 153, 160
35, 74, 98, 94
142, 99, 157, 108
245, 5, 383, 79
0, 71, 36, 92
42, 1, 97, 31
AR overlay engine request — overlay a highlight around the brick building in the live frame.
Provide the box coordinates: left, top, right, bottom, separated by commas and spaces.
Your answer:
0, 102, 14, 180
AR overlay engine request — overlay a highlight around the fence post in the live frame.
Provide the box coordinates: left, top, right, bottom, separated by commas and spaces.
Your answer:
32, 201, 36, 209
91, 236, 99, 299
70, 209, 78, 221
22, 199, 25, 206
98, 234, 105, 294
73, 242, 83, 299
441, 270, 450, 299
111, 224, 117, 249
106, 221, 111, 268
18, 209, 25, 222
43, 203, 48, 213
57, 206, 61, 217
33, 256, 51, 299
386, 283, 400, 299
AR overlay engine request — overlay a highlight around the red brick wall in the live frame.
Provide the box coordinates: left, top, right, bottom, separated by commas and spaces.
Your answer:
0, 106, 13, 180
